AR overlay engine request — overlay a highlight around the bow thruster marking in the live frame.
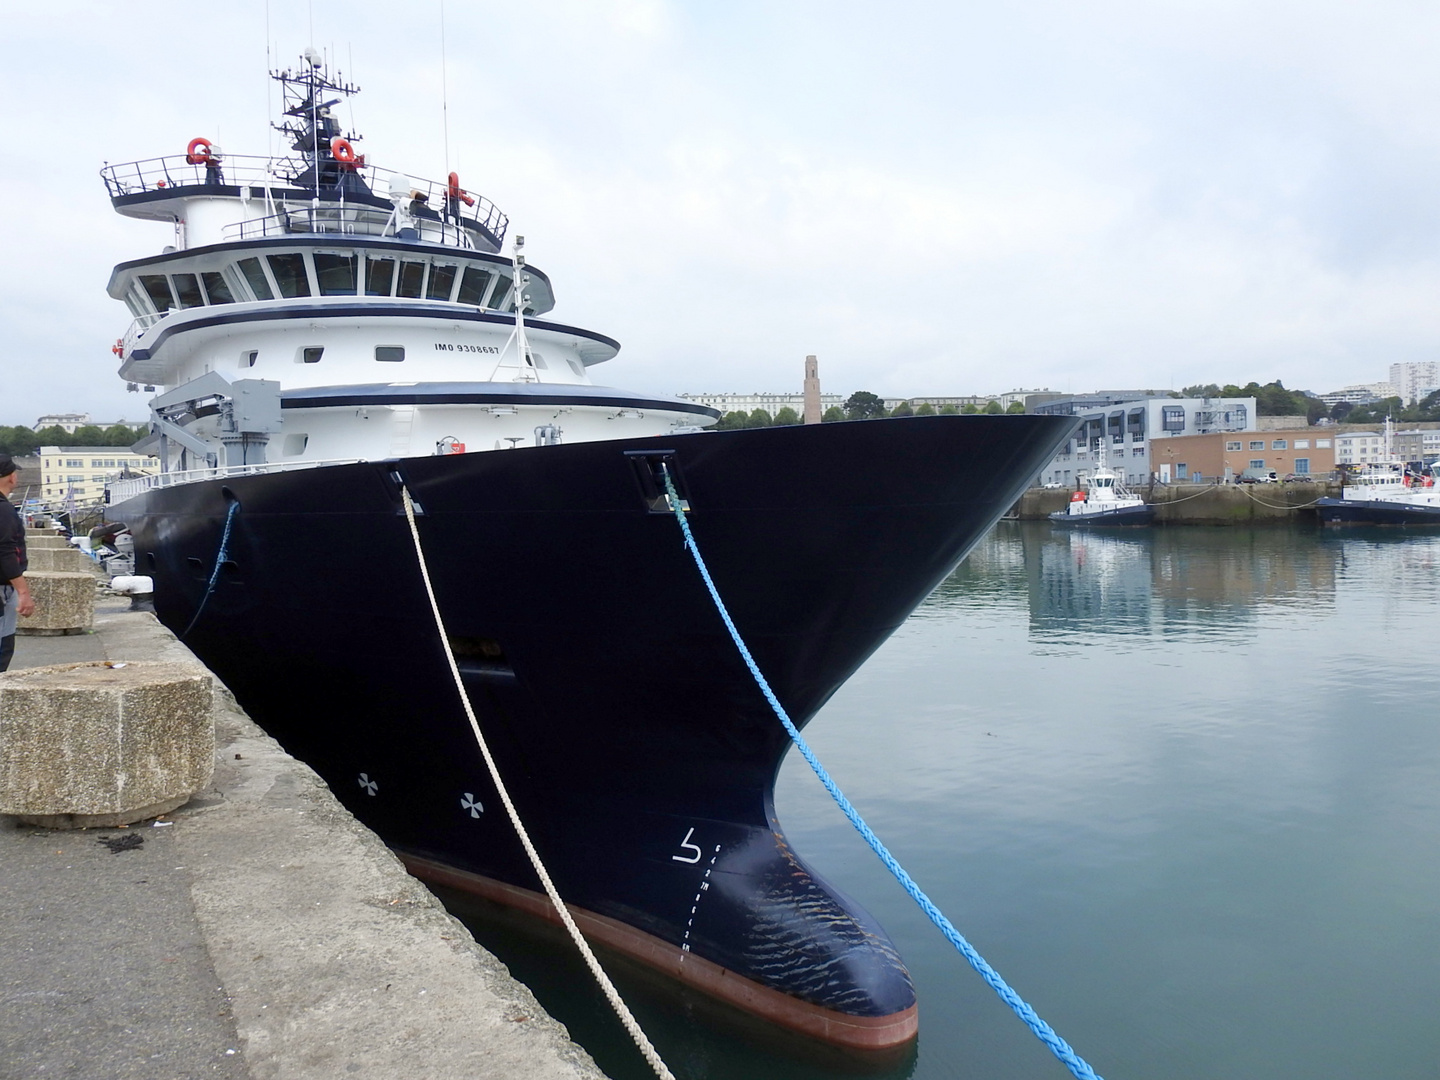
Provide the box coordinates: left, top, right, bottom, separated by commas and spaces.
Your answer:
358, 773, 378, 796
461, 792, 485, 818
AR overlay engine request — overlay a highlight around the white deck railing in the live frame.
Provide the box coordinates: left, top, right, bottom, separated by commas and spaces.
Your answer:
106, 458, 362, 503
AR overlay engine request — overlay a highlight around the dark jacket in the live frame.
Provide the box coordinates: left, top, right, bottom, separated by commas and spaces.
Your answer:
0, 497, 26, 582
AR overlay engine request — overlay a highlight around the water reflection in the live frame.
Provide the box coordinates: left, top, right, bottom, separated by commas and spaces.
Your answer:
929, 524, 1344, 645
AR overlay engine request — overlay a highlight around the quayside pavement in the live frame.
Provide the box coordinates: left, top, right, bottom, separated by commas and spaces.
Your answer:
0, 597, 605, 1080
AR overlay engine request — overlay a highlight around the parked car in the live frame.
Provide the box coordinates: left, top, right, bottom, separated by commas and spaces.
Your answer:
1284, 473, 1314, 482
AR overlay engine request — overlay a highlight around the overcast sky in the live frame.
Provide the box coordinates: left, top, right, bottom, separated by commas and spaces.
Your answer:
3, 1, 1438, 426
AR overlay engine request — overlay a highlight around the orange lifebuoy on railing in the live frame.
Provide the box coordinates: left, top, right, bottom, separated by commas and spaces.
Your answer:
186, 137, 213, 165
447, 171, 476, 207
111, 338, 124, 358
330, 136, 358, 164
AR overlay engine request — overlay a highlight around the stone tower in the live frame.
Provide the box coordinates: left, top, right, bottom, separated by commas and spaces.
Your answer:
803, 355, 821, 424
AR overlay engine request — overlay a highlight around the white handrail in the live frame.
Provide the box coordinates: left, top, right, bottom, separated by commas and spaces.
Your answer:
107, 458, 362, 503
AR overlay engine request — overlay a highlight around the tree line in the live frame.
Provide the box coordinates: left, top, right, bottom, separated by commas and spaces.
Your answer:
0, 424, 146, 457
713, 392, 1026, 429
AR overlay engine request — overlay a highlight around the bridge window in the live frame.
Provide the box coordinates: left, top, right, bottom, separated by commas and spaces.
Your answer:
172, 273, 205, 309
314, 253, 358, 295
488, 274, 512, 309
267, 254, 311, 298
365, 257, 396, 296
427, 264, 458, 301
457, 266, 492, 306
238, 258, 274, 300
397, 260, 426, 298
202, 272, 235, 304
139, 274, 175, 312
375, 346, 405, 362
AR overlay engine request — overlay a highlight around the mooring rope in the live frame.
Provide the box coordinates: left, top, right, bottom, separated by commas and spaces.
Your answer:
399, 486, 675, 1080
1238, 487, 1326, 510
660, 466, 1103, 1080
181, 498, 240, 639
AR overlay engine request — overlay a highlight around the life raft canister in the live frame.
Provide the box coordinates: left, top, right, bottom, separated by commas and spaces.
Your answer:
186, 137, 213, 165
447, 172, 476, 207
330, 136, 364, 167
1071, 490, 1087, 502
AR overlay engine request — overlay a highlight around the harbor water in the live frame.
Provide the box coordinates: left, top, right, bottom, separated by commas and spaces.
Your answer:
449, 522, 1440, 1079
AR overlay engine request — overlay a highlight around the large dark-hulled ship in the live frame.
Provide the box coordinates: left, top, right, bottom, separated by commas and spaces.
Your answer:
101, 52, 1076, 1051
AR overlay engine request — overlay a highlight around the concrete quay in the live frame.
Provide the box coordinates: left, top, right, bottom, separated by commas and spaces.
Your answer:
1013, 480, 1343, 524
0, 598, 605, 1080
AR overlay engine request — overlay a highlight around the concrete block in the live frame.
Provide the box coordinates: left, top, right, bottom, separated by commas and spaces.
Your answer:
16, 572, 94, 636
25, 547, 94, 573
0, 660, 214, 828
24, 535, 73, 550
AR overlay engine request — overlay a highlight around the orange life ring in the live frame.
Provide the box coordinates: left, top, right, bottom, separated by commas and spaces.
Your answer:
447, 171, 476, 207
1070, 490, 1086, 502
330, 136, 357, 164
111, 339, 124, 357
186, 137, 213, 165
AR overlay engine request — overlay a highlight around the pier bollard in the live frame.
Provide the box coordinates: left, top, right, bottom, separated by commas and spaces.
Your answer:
25, 546, 94, 574
0, 661, 214, 828
16, 572, 95, 636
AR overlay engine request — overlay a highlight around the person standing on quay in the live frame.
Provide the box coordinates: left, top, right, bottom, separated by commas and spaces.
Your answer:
0, 455, 36, 672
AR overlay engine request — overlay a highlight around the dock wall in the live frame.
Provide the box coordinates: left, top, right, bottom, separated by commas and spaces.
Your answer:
1013, 482, 1340, 525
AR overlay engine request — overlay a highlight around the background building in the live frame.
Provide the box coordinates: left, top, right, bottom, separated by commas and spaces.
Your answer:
1037, 396, 1257, 487
39, 446, 159, 511
1389, 362, 1440, 405
1150, 430, 1335, 481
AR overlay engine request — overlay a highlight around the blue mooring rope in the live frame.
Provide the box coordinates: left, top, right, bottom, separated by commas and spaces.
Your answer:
660, 467, 1102, 1080
181, 498, 240, 639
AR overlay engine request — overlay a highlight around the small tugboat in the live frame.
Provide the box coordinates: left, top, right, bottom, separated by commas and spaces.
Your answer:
1316, 420, 1440, 526
1049, 444, 1156, 527
98, 50, 1076, 1050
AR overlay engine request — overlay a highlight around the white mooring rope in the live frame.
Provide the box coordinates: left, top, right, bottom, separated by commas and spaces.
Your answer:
400, 486, 675, 1080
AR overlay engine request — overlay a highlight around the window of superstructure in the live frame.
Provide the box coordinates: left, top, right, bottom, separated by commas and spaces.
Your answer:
267, 254, 311, 298
139, 275, 175, 312
364, 257, 396, 296
238, 258, 275, 300
300, 347, 324, 364
457, 266, 493, 306
201, 272, 236, 304
172, 273, 205, 309
427, 264, 458, 301
488, 274, 512, 309
397, 260, 427, 299
314, 253, 358, 295
375, 346, 405, 362
241, 350, 258, 368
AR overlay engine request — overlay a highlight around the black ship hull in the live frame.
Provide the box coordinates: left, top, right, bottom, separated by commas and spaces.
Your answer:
111, 415, 1073, 1049
1316, 496, 1440, 526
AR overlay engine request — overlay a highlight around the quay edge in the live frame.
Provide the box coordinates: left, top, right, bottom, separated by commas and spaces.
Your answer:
0, 598, 605, 1080
1013, 481, 1345, 524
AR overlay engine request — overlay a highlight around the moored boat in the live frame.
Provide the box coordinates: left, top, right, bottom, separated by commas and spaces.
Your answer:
98, 51, 1076, 1050
1316, 420, 1440, 526
1049, 444, 1156, 527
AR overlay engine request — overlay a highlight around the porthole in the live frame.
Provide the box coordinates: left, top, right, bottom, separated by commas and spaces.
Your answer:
240, 350, 258, 369
375, 346, 405, 363
282, 434, 309, 456
297, 347, 324, 364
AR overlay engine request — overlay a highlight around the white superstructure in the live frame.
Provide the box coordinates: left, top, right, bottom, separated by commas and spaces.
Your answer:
103, 54, 717, 497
